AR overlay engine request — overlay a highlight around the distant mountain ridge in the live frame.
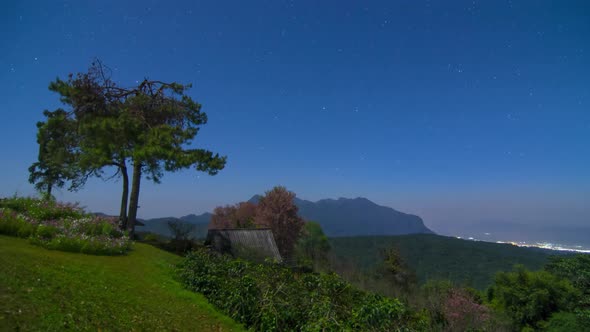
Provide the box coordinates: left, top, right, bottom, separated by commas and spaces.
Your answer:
136, 196, 433, 238
249, 195, 433, 236
137, 213, 212, 239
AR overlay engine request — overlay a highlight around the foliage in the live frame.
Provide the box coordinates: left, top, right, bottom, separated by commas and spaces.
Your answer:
138, 216, 209, 239
141, 232, 159, 242
42, 60, 227, 233
0, 196, 84, 221
255, 186, 304, 260
210, 202, 257, 229
375, 246, 417, 296
0, 235, 243, 331
415, 280, 496, 331
443, 288, 492, 331
0, 197, 130, 255
545, 254, 590, 308
177, 248, 411, 331
487, 265, 579, 330
166, 220, 199, 253
294, 221, 331, 271
329, 234, 554, 290
542, 311, 590, 331
544, 255, 590, 330
167, 220, 196, 241
28, 109, 81, 198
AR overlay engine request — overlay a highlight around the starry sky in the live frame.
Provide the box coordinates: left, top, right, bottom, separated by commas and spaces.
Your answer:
1, 0, 589, 232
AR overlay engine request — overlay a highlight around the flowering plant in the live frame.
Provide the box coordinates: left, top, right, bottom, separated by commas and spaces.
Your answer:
0, 197, 131, 255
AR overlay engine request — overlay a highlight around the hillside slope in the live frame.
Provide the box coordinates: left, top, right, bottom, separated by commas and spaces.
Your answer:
330, 234, 556, 289
0, 235, 243, 331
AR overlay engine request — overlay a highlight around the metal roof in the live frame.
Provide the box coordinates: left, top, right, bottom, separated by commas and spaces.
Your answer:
206, 228, 283, 263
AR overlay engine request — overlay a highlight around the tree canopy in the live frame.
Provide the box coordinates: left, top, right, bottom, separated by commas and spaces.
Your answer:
28, 109, 81, 198
31, 61, 226, 233
255, 186, 304, 260
210, 202, 257, 229
208, 186, 306, 260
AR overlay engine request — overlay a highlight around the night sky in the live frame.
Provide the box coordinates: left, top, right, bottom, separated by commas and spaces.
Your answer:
1, 1, 588, 232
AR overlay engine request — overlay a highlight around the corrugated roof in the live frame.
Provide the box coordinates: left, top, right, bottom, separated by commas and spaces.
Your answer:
206, 228, 283, 263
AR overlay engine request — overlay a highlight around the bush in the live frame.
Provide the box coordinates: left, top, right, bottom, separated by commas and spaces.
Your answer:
543, 311, 589, 331
0, 208, 25, 236
0, 197, 131, 256
36, 224, 59, 239
178, 249, 410, 331
142, 232, 159, 242
0, 196, 84, 221
488, 265, 579, 330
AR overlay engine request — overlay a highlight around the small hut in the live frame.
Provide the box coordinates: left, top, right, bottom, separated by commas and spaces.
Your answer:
205, 228, 283, 263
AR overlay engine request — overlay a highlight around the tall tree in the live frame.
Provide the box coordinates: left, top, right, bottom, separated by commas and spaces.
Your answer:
488, 265, 578, 330
46, 61, 227, 234
48, 62, 135, 226
376, 247, 417, 294
28, 109, 81, 199
255, 186, 304, 259
294, 221, 331, 269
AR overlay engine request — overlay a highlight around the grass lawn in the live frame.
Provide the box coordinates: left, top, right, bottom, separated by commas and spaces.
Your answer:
0, 235, 244, 331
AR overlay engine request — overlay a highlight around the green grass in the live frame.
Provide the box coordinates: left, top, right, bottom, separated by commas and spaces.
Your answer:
0, 235, 244, 331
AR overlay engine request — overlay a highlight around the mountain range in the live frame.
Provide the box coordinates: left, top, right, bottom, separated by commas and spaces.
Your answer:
137, 196, 434, 238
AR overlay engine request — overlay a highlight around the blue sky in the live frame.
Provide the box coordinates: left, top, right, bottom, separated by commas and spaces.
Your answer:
1, 1, 588, 231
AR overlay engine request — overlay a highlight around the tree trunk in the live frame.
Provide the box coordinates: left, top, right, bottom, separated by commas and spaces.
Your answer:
119, 161, 129, 230
46, 182, 52, 199
127, 160, 142, 237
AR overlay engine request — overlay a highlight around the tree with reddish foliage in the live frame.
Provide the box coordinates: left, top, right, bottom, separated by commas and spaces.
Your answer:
255, 186, 304, 259
234, 202, 257, 228
443, 288, 491, 331
210, 202, 257, 229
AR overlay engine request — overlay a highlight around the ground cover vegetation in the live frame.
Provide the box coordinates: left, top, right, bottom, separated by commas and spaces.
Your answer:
177, 248, 416, 331
0, 235, 243, 331
0, 196, 130, 255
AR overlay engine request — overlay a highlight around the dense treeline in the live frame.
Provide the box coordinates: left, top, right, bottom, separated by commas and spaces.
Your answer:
329, 234, 554, 290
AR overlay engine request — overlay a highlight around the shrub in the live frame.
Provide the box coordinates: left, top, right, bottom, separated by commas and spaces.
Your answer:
142, 232, 159, 242
178, 249, 410, 331
542, 311, 589, 331
0, 196, 84, 221
16, 221, 36, 238
0, 197, 131, 256
36, 224, 59, 239
488, 265, 579, 330
0, 208, 24, 236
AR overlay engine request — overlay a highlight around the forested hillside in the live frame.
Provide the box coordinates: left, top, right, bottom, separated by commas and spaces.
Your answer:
330, 234, 557, 289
